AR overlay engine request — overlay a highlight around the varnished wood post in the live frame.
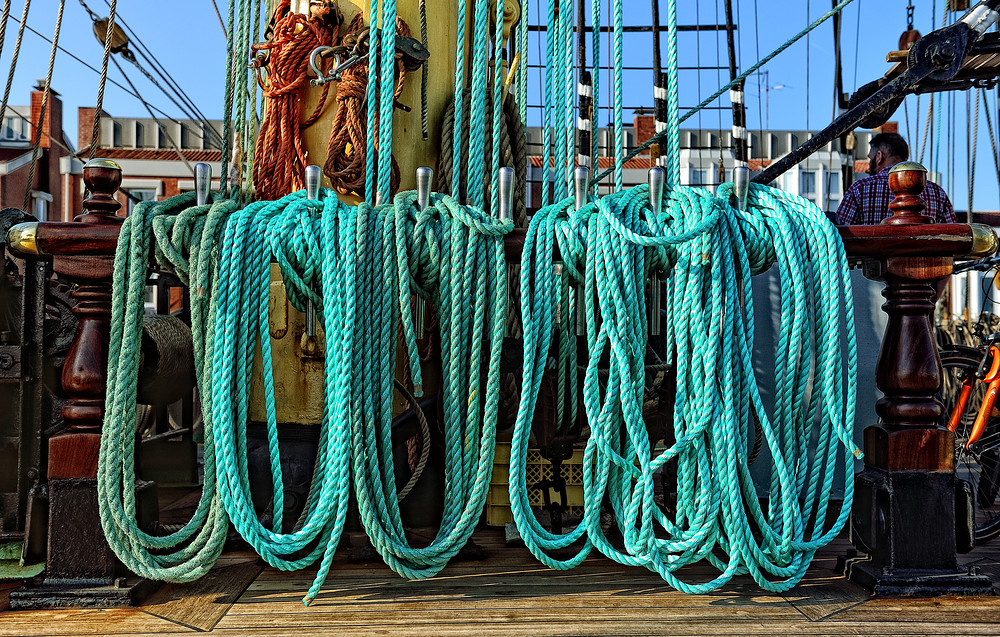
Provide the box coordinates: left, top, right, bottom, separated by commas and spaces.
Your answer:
47, 159, 123, 479
8, 159, 156, 609
847, 162, 993, 595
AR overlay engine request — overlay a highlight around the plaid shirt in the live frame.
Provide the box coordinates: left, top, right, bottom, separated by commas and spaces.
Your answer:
835, 164, 956, 225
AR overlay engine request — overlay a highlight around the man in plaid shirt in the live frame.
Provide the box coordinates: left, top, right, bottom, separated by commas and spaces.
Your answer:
836, 132, 955, 225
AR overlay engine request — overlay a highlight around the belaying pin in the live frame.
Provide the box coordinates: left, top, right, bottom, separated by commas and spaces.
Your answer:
498, 166, 514, 222
649, 166, 665, 336
648, 167, 664, 337
305, 164, 322, 202
303, 165, 322, 352
195, 163, 212, 207
414, 167, 433, 337
732, 165, 750, 212
574, 166, 589, 336
498, 167, 514, 337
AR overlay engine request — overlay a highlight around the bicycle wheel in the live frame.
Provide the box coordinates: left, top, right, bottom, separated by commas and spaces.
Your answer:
939, 345, 1000, 543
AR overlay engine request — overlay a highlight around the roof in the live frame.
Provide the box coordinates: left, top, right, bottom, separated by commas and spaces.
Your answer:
529, 156, 668, 170
89, 148, 224, 162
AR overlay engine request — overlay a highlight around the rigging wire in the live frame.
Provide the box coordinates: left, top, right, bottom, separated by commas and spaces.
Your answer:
209, 0, 226, 38
3, 13, 208, 143
87, 0, 116, 160
93, 0, 224, 147
23, 0, 66, 212
0, 0, 32, 129
0, 0, 12, 64
110, 56, 195, 174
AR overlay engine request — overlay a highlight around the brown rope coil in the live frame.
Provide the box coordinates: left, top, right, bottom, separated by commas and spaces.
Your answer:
324, 14, 411, 199
251, 0, 340, 201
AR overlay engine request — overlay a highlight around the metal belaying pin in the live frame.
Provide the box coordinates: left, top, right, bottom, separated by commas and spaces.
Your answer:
498, 166, 515, 222
195, 163, 212, 207
498, 167, 514, 337
732, 165, 750, 211
648, 167, 665, 337
414, 167, 433, 337
303, 165, 322, 355
573, 166, 589, 336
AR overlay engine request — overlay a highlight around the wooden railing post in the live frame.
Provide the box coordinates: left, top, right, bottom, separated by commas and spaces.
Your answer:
8, 159, 155, 609
846, 162, 994, 595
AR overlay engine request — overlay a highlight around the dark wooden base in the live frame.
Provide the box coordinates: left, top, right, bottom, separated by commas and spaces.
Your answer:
846, 559, 995, 596
8, 577, 158, 610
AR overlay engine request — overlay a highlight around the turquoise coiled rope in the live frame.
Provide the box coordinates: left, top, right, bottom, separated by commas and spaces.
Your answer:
508, 181, 861, 593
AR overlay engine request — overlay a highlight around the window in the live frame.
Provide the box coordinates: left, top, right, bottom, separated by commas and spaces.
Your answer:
158, 125, 168, 149
112, 121, 123, 147
690, 168, 707, 186
204, 125, 221, 150
826, 171, 840, 195
800, 170, 816, 202
180, 125, 193, 149
135, 122, 145, 148
127, 188, 157, 213
789, 134, 800, 150
1, 115, 24, 141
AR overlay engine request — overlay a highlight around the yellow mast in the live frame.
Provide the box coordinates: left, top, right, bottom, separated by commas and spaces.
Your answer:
250, 1, 459, 425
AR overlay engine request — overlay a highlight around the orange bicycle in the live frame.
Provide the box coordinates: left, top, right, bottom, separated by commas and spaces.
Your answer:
940, 257, 1000, 544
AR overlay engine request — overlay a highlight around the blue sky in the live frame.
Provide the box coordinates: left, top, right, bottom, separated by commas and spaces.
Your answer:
4, 0, 996, 210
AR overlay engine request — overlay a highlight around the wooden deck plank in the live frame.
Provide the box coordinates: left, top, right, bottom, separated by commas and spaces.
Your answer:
779, 576, 870, 621
207, 619, 1000, 636
139, 562, 262, 631
829, 597, 1000, 624
0, 608, 193, 636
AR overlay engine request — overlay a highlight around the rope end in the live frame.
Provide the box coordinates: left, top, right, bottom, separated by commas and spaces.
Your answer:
413, 384, 424, 398
302, 595, 314, 607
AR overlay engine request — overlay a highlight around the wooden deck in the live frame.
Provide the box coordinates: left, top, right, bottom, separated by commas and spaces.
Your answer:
2, 531, 1000, 636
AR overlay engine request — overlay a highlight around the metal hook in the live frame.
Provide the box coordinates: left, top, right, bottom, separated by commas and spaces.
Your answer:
308, 45, 343, 88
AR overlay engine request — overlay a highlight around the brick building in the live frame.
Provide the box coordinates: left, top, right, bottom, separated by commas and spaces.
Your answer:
77, 108, 224, 212
0, 82, 78, 221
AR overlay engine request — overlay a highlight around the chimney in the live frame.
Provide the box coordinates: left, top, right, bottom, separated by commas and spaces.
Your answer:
633, 114, 656, 154
30, 80, 61, 149
78, 107, 96, 152
873, 121, 899, 134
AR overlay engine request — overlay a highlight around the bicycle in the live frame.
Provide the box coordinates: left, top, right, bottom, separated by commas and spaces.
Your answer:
938, 254, 1000, 544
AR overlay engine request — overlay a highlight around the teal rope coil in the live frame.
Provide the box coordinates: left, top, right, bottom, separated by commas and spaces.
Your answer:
509, 180, 860, 593
99, 185, 511, 601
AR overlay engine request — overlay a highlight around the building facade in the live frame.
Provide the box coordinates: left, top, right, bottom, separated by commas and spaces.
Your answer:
524, 116, 926, 216
0, 83, 77, 222
77, 109, 225, 212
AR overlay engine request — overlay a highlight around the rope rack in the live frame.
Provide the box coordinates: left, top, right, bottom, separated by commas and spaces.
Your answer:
6, 0, 1000, 607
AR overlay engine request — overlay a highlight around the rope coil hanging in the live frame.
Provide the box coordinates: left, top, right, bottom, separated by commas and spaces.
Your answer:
95, 0, 865, 603
251, 0, 339, 201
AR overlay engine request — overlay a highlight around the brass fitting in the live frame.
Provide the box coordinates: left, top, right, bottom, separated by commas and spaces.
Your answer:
969, 223, 999, 258
6, 222, 41, 257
